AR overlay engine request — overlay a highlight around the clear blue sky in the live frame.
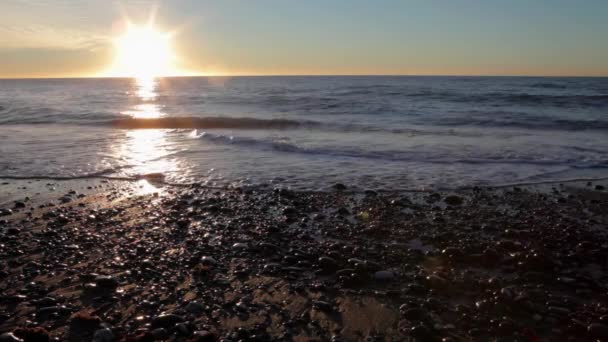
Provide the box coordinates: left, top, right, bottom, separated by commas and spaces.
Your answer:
0, 0, 607, 77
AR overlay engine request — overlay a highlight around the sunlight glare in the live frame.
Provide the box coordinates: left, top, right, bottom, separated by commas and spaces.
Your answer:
112, 24, 176, 78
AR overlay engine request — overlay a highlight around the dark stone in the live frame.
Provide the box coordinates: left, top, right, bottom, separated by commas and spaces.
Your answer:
312, 300, 333, 312
191, 330, 217, 342
92, 328, 114, 342
95, 275, 119, 290
176, 219, 190, 229
318, 256, 338, 271
409, 325, 434, 340
67, 313, 101, 342
444, 195, 464, 206
333, 183, 347, 191
588, 323, 608, 338
13, 327, 50, 342
151, 314, 184, 329
0, 333, 22, 342
185, 302, 205, 315
6, 227, 20, 235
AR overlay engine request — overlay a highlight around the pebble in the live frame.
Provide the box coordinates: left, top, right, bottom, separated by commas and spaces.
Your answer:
588, 323, 608, 338
0, 333, 22, 342
374, 270, 396, 281
312, 300, 333, 312
232, 242, 248, 250
192, 330, 216, 341
151, 314, 184, 328
444, 195, 464, 206
92, 328, 114, 342
185, 301, 205, 314
0, 209, 13, 216
201, 256, 217, 265
318, 256, 338, 271
94, 275, 119, 290
333, 183, 347, 191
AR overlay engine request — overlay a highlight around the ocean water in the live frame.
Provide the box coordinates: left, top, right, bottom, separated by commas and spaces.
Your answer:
0, 76, 607, 190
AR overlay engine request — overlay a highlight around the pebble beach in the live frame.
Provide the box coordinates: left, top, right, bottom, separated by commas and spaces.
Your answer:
1, 178, 607, 341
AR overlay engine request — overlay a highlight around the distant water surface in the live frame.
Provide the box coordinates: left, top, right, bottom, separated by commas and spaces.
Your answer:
0, 76, 607, 190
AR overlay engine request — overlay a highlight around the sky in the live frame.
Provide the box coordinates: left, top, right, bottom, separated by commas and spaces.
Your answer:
0, 0, 607, 78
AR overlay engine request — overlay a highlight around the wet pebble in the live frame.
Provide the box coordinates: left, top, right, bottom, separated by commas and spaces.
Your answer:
191, 330, 216, 341
151, 313, 184, 328
232, 242, 248, 250
444, 195, 464, 206
318, 256, 338, 271
185, 301, 205, 315
92, 328, 114, 342
94, 275, 119, 290
201, 256, 217, 266
312, 300, 333, 312
588, 323, 608, 338
374, 270, 396, 281
0, 333, 21, 342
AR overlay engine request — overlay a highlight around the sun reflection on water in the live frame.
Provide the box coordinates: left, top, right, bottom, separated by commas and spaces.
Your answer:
135, 77, 158, 101
116, 77, 182, 183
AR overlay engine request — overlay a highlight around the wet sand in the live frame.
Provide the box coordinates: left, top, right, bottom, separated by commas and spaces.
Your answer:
1, 178, 607, 341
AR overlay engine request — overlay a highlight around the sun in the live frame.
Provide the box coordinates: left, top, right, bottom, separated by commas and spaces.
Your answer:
111, 24, 176, 78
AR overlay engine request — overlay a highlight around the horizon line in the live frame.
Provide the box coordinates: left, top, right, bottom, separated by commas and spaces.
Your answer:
2, 73, 608, 80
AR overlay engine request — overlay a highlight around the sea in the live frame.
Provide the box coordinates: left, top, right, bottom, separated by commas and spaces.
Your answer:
0, 76, 607, 191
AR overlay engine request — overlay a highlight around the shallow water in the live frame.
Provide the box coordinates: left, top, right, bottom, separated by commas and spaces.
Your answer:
1, 76, 607, 190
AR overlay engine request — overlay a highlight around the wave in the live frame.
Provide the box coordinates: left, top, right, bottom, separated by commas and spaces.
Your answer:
433, 115, 608, 131
528, 82, 568, 90
192, 131, 608, 168
110, 116, 320, 129
109, 116, 478, 136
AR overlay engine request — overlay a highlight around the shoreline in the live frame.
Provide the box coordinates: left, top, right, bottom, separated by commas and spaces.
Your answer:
2, 172, 608, 194
1, 178, 607, 341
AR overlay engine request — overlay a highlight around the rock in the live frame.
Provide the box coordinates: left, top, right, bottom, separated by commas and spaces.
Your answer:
150, 328, 169, 340
333, 183, 347, 191
426, 274, 448, 290
336, 207, 350, 216
444, 195, 464, 206
595, 185, 605, 190
548, 306, 570, 317
0, 209, 13, 217
92, 328, 114, 342
14, 202, 26, 209
201, 256, 217, 266
402, 308, 428, 321
6, 227, 20, 235
185, 301, 205, 315
410, 325, 434, 340
94, 275, 119, 290
151, 314, 184, 328
318, 256, 338, 271
68, 312, 101, 342
232, 242, 248, 250
191, 330, 216, 341
176, 219, 190, 229
0, 333, 22, 342
374, 270, 396, 281
588, 323, 608, 338
312, 300, 333, 312
12, 327, 50, 342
